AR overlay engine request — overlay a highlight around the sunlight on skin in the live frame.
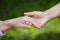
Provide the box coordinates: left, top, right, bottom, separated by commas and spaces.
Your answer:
24, 11, 49, 28
24, 3, 60, 29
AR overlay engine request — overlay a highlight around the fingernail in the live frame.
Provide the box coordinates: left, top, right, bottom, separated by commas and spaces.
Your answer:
29, 23, 33, 26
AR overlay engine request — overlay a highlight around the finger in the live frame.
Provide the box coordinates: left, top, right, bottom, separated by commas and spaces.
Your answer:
24, 12, 41, 19
24, 12, 35, 16
37, 18, 48, 28
20, 19, 33, 26
23, 17, 41, 28
19, 16, 40, 28
0, 21, 3, 22
25, 21, 33, 26
37, 23, 46, 29
15, 23, 32, 28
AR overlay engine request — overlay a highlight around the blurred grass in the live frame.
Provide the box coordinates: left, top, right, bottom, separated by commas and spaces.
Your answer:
0, 0, 60, 40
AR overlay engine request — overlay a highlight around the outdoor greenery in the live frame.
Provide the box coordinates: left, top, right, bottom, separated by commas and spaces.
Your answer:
0, 0, 60, 40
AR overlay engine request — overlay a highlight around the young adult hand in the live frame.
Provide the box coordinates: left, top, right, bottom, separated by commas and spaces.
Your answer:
24, 11, 49, 28
24, 3, 60, 28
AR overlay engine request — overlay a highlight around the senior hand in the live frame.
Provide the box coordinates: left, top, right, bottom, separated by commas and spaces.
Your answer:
4, 16, 34, 28
0, 16, 34, 34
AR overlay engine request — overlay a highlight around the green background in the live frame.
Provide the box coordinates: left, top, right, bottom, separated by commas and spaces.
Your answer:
0, 0, 60, 40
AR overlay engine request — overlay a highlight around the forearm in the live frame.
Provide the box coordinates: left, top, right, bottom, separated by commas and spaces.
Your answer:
45, 3, 60, 19
3, 17, 23, 26
0, 17, 21, 34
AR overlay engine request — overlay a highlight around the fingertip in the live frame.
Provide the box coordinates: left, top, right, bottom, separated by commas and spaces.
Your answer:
35, 25, 41, 29
25, 21, 33, 26
24, 13, 27, 15
0, 21, 3, 22
24, 12, 33, 16
24, 13, 29, 16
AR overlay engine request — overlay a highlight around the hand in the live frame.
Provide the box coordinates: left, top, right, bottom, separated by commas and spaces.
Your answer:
4, 16, 33, 28
0, 16, 33, 34
24, 11, 50, 28
13, 16, 33, 28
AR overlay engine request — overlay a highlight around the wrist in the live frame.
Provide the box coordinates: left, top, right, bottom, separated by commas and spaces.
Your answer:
0, 21, 13, 34
44, 3, 60, 19
45, 10, 60, 20
4, 18, 17, 26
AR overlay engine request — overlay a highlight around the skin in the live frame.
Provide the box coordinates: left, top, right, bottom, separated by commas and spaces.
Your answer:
0, 3, 60, 34
0, 16, 32, 34
24, 3, 60, 28
0, 21, 12, 34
